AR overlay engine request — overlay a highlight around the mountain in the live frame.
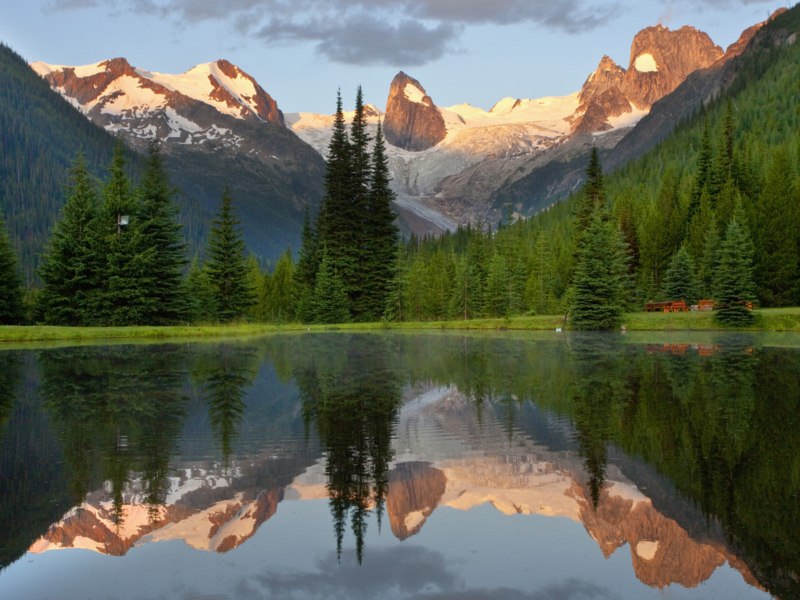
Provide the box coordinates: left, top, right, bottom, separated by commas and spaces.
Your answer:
570, 26, 722, 135
493, 11, 778, 214
31, 58, 326, 261
0, 43, 134, 282
383, 72, 447, 151
289, 22, 747, 233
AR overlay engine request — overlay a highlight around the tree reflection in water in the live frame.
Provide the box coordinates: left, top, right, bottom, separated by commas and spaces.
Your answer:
39, 345, 188, 527
272, 334, 403, 564
193, 344, 258, 466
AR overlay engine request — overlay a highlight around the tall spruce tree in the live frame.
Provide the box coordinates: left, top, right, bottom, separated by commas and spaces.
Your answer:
135, 141, 189, 324
294, 209, 319, 323
38, 153, 101, 325
206, 189, 256, 322
663, 245, 700, 305
348, 87, 373, 318
317, 90, 356, 312
313, 248, 350, 324
714, 213, 757, 326
691, 120, 713, 216
262, 248, 295, 323
576, 146, 605, 232
0, 212, 23, 324
96, 141, 155, 325
361, 121, 399, 321
185, 258, 217, 323
752, 148, 799, 306
569, 208, 630, 330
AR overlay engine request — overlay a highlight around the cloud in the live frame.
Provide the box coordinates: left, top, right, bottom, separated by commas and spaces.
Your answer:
234, 545, 622, 600
253, 14, 460, 66
46, 0, 619, 66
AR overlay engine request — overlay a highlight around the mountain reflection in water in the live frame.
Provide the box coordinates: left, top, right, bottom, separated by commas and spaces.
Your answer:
0, 333, 797, 599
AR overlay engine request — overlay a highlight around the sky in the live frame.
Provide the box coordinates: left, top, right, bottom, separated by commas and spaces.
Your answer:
1, 0, 791, 114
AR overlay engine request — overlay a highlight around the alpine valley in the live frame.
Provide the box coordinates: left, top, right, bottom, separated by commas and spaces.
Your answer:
17, 9, 776, 264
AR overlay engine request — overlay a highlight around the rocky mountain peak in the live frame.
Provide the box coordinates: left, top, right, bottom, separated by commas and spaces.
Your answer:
570, 24, 723, 134
208, 59, 284, 125
624, 24, 723, 107
384, 71, 446, 151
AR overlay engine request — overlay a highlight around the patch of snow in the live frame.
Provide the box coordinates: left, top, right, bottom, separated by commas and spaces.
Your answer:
606, 105, 649, 130
98, 75, 166, 116
404, 510, 426, 531
70, 536, 102, 551
635, 540, 659, 560
165, 107, 202, 135
634, 53, 658, 72
489, 97, 520, 114
140, 62, 260, 120
403, 82, 426, 104
606, 481, 649, 504
31, 61, 105, 78
443, 92, 579, 130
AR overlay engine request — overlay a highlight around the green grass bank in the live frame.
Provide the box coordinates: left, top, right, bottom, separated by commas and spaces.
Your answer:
1, 307, 800, 344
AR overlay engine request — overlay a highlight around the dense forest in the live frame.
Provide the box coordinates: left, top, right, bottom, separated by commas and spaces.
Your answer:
0, 43, 139, 283
0, 7, 799, 328
386, 7, 800, 326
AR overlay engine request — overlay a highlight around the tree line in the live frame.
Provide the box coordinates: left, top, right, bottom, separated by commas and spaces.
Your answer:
0, 60, 796, 328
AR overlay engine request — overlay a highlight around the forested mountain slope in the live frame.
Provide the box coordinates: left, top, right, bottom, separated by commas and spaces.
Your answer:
397, 5, 800, 320
0, 44, 135, 281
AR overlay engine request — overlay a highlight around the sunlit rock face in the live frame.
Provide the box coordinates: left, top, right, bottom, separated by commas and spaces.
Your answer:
570, 26, 723, 135
383, 72, 447, 152
385, 462, 447, 540
29, 469, 286, 555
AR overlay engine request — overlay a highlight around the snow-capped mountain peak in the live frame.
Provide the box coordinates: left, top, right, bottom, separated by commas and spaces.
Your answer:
31, 58, 283, 126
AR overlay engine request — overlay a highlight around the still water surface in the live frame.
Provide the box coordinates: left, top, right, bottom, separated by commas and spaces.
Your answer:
0, 332, 797, 599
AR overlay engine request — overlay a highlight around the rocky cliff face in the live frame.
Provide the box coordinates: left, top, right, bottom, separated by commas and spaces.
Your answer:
385, 462, 447, 540
383, 72, 447, 151
571, 25, 722, 134
572, 481, 763, 591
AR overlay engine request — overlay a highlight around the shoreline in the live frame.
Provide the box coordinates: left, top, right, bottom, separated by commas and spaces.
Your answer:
1, 307, 799, 345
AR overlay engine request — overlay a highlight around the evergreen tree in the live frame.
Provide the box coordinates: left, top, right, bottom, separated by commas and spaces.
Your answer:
752, 148, 799, 306
569, 208, 630, 330
484, 252, 511, 317
713, 213, 757, 326
313, 249, 350, 324
663, 245, 700, 305
710, 101, 735, 198
346, 87, 373, 318
450, 256, 483, 320
135, 141, 188, 324
361, 121, 399, 321
526, 235, 558, 315
691, 120, 713, 215
699, 214, 720, 297
96, 141, 154, 325
317, 90, 356, 312
244, 255, 264, 320
576, 146, 605, 231
185, 258, 217, 323
205, 189, 256, 322
263, 248, 295, 322
0, 212, 23, 324
294, 209, 319, 323
38, 153, 100, 325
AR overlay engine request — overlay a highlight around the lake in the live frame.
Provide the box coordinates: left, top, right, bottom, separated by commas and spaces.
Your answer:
0, 332, 797, 599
